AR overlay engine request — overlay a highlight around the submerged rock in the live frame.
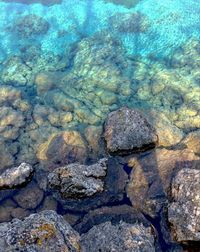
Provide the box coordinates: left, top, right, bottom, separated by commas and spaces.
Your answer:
37, 131, 87, 169
13, 182, 44, 209
104, 0, 141, 8
0, 210, 81, 251
48, 159, 107, 199
127, 148, 199, 217
168, 168, 200, 242
15, 14, 50, 38
104, 107, 158, 154
182, 130, 200, 155
110, 12, 150, 33
81, 221, 156, 252
0, 163, 33, 189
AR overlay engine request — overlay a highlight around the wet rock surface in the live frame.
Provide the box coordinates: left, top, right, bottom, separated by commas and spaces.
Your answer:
80, 221, 156, 252
50, 157, 128, 212
168, 168, 200, 242
0, 210, 81, 252
0, 163, 33, 189
104, 107, 158, 154
48, 158, 107, 199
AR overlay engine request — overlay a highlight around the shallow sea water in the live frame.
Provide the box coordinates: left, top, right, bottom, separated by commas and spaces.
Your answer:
0, 0, 200, 250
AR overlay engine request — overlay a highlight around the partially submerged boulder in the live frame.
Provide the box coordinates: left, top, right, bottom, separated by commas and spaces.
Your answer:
81, 221, 156, 252
0, 210, 81, 252
0, 163, 33, 189
48, 158, 107, 199
168, 168, 200, 242
104, 107, 158, 154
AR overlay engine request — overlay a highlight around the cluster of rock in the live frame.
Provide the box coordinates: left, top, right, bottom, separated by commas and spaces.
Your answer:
0, 210, 157, 251
0, 106, 199, 250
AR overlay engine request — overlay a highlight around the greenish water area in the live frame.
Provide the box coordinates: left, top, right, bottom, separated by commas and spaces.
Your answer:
0, 0, 200, 250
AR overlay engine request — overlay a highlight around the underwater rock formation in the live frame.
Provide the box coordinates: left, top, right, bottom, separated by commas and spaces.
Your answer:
182, 130, 200, 155
168, 168, 200, 242
13, 182, 44, 209
110, 12, 150, 33
104, 107, 158, 154
127, 148, 200, 217
37, 131, 87, 169
104, 0, 141, 8
14, 14, 50, 38
81, 221, 156, 252
48, 158, 107, 199
0, 163, 33, 189
0, 210, 81, 251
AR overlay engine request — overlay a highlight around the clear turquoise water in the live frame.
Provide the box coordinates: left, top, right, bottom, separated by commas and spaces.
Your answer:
0, 1, 199, 248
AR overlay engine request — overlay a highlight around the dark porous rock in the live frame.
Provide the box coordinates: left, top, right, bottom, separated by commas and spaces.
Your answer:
168, 168, 200, 242
0, 163, 33, 189
74, 205, 150, 234
0, 210, 81, 252
50, 157, 128, 212
127, 148, 199, 217
81, 221, 156, 252
104, 107, 158, 155
13, 182, 44, 209
15, 14, 50, 38
48, 158, 107, 199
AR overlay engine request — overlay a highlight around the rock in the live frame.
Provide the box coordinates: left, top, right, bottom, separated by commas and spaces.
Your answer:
104, 107, 158, 154
0, 142, 14, 171
37, 131, 87, 169
182, 130, 200, 155
11, 207, 30, 220
49, 157, 127, 212
74, 205, 150, 234
15, 14, 50, 38
13, 182, 44, 209
110, 12, 150, 33
149, 111, 184, 147
37, 196, 57, 212
84, 125, 103, 156
48, 158, 107, 199
127, 148, 200, 217
168, 168, 200, 242
104, 0, 140, 8
35, 72, 57, 95
81, 221, 156, 252
0, 163, 33, 189
0, 210, 81, 251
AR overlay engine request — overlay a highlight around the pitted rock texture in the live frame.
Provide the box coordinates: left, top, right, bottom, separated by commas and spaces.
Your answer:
104, 107, 158, 154
168, 168, 200, 242
2, 0, 62, 5
48, 158, 107, 199
80, 221, 156, 252
0, 163, 33, 189
0, 210, 81, 252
